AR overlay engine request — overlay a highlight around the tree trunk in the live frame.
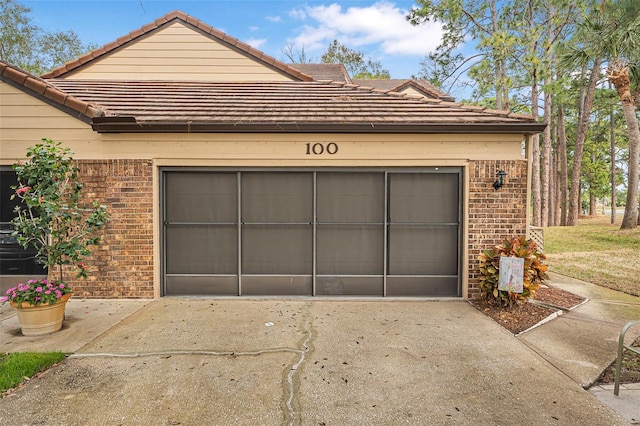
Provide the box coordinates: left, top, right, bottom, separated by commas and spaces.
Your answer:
610, 61, 640, 229
557, 104, 568, 225
541, 75, 552, 227
620, 98, 639, 228
501, 59, 510, 111
568, 58, 601, 225
549, 147, 557, 226
531, 68, 541, 226
589, 191, 596, 216
490, 0, 505, 111
548, 105, 558, 227
610, 85, 617, 224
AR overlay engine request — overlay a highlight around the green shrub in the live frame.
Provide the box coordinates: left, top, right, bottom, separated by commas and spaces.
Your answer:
11, 139, 109, 284
478, 236, 548, 307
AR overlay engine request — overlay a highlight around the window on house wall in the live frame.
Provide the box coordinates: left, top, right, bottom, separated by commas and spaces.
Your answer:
0, 167, 47, 275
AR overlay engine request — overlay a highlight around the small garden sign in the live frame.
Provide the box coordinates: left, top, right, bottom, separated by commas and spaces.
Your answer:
498, 257, 524, 293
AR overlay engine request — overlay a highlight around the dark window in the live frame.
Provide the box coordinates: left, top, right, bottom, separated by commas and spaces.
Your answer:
0, 168, 47, 275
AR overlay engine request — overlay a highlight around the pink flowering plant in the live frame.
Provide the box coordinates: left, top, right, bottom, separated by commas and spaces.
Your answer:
5, 139, 109, 304
1, 279, 71, 308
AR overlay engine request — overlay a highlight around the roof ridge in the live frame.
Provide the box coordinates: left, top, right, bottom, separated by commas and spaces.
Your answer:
349, 78, 455, 102
389, 79, 454, 101
317, 79, 536, 119
0, 60, 104, 119
40, 10, 314, 82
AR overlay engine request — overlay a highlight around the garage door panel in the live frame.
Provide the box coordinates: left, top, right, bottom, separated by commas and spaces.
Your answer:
316, 276, 384, 296
166, 172, 237, 223
388, 225, 458, 275
242, 225, 312, 274
165, 276, 238, 296
317, 172, 384, 223
242, 172, 312, 223
241, 276, 312, 296
389, 173, 459, 223
317, 225, 383, 275
386, 276, 459, 297
166, 226, 237, 274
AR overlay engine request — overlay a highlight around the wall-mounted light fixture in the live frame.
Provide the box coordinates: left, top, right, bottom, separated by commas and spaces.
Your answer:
493, 170, 507, 190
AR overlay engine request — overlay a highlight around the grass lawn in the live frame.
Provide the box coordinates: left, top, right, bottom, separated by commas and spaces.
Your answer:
0, 352, 67, 395
544, 215, 640, 297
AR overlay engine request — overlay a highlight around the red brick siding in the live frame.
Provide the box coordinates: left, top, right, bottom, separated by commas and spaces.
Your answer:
70, 159, 154, 298
68, 159, 527, 299
467, 160, 528, 298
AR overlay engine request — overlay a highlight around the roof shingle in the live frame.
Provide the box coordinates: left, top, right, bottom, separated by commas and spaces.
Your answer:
290, 64, 352, 84
47, 79, 544, 134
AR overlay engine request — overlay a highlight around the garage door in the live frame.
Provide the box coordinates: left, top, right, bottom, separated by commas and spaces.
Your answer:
162, 168, 461, 297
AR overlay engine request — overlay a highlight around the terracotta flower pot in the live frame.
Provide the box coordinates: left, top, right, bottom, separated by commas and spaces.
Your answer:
10, 293, 72, 336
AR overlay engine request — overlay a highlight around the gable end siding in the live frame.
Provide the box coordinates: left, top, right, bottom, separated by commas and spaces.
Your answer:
64, 22, 296, 81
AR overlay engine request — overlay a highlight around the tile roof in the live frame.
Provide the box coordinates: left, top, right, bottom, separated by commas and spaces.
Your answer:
290, 64, 352, 84
40, 10, 314, 82
351, 79, 455, 102
47, 79, 545, 134
0, 61, 104, 121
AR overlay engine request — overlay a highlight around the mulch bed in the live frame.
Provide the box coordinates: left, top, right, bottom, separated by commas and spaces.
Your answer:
469, 285, 587, 335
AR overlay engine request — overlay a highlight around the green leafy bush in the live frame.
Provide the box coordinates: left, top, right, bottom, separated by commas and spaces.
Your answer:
478, 236, 548, 307
10, 138, 109, 284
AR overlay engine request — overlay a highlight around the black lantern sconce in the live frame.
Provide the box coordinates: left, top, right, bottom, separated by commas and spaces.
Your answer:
493, 170, 507, 190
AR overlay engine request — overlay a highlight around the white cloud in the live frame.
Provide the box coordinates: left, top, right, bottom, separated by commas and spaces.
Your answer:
249, 26, 260, 32
266, 15, 281, 23
288, 1, 443, 56
246, 38, 268, 49
289, 8, 306, 20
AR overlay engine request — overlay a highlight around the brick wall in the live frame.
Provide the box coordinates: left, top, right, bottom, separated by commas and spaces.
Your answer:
71, 159, 154, 298
68, 159, 527, 299
467, 160, 528, 298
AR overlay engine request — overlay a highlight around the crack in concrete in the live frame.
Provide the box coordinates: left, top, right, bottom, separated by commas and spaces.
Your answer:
283, 302, 314, 426
67, 302, 317, 425
69, 348, 304, 359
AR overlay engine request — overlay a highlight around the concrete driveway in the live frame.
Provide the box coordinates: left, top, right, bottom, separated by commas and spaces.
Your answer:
0, 297, 630, 425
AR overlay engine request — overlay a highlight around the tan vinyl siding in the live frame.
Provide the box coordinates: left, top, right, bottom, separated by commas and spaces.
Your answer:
0, 82, 99, 154
66, 23, 295, 81
400, 86, 430, 98
1, 132, 526, 163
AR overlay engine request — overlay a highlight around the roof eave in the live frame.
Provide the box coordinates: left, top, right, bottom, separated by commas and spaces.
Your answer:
91, 118, 547, 135
0, 62, 103, 123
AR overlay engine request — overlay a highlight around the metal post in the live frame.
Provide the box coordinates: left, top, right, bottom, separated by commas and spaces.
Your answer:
614, 320, 640, 396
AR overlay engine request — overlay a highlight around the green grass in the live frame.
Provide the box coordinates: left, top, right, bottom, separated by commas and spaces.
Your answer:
0, 352, 67, 395
544, 215, 640, 296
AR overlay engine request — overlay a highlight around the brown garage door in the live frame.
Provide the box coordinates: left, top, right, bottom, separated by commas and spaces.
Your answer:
162, 168, 461, 297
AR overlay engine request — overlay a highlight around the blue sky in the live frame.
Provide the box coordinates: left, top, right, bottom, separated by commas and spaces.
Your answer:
22, 0, 445, 81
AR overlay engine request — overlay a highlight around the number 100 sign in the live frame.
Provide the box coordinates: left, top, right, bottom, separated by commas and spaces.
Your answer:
305, 143, 339, 155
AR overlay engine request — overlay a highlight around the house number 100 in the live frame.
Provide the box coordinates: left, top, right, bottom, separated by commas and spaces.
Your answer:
305, 142, 339, 155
